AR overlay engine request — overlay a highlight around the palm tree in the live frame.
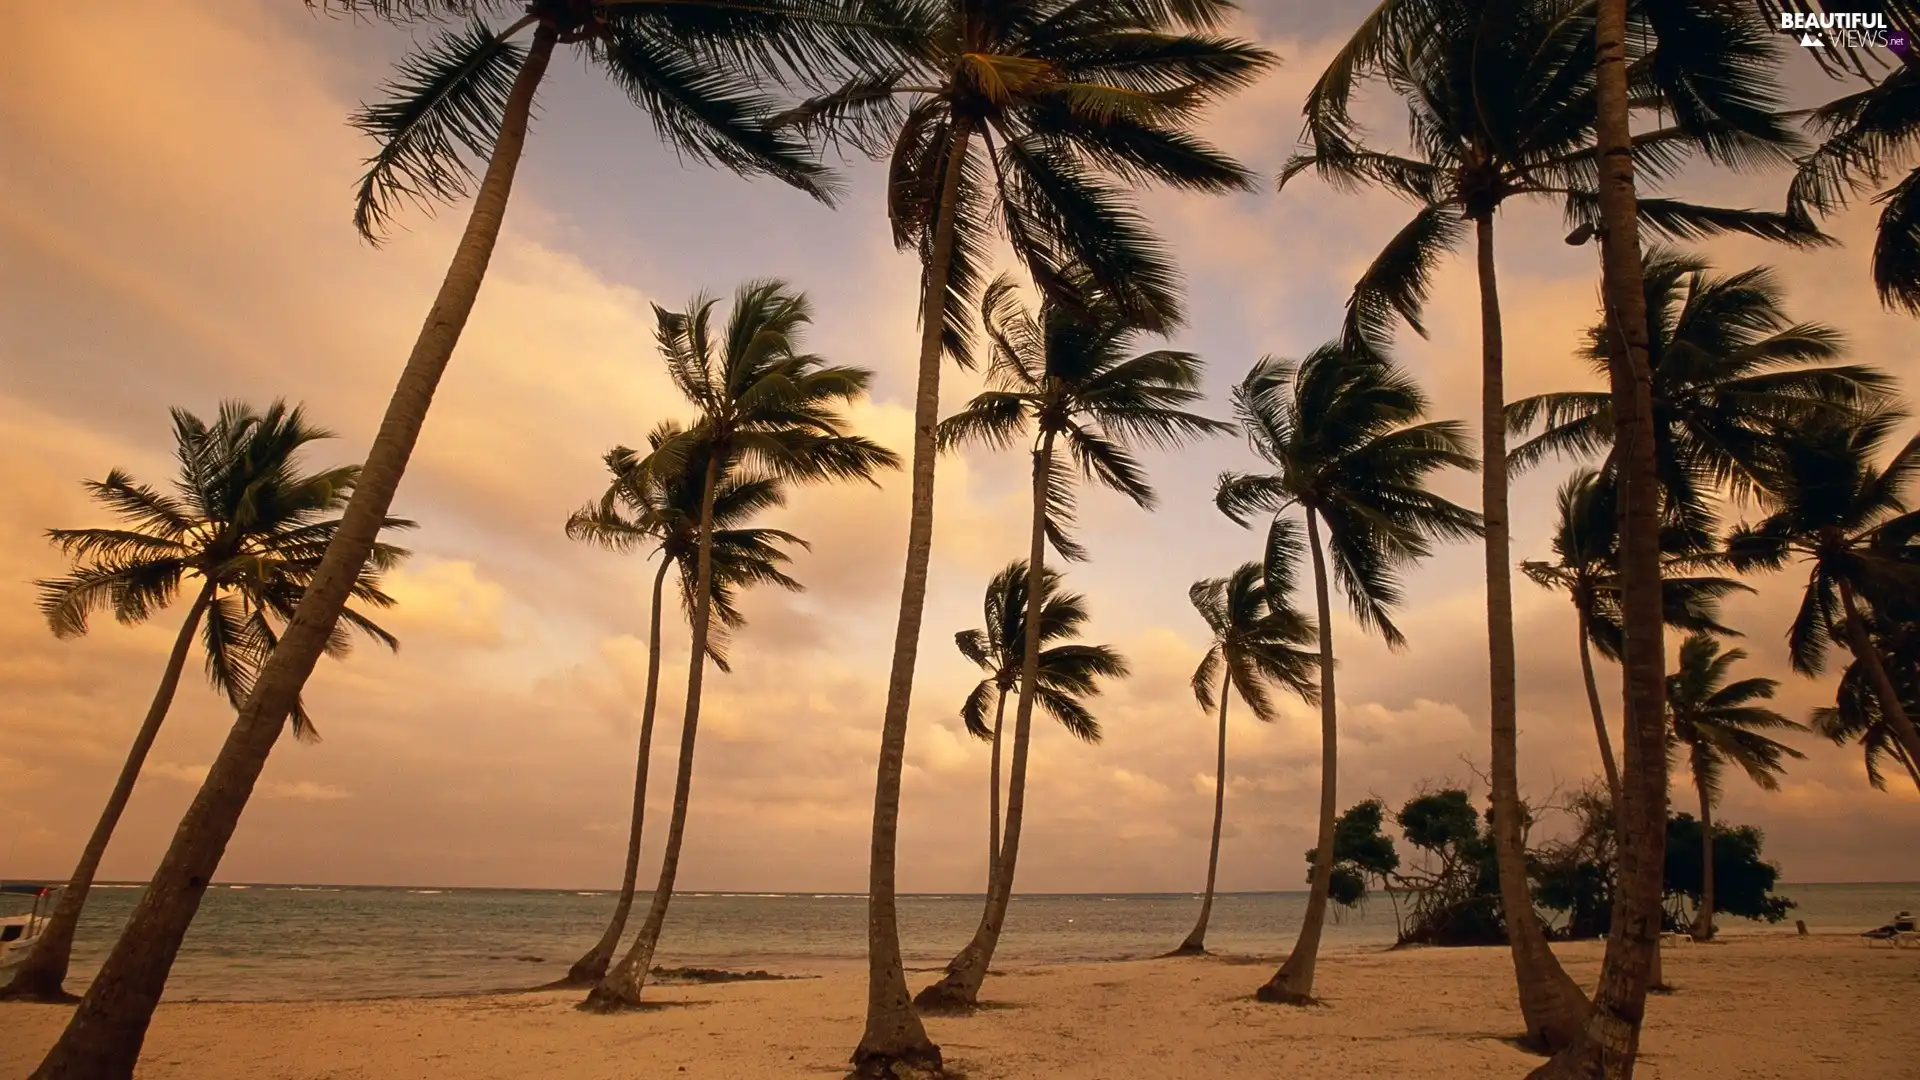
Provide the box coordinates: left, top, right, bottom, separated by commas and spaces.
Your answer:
1214, 344, 1479, 1001
30, 4, 868, 1070
1290, 0, 1811, 1048
1175, 562, 1318, 956
955, 561, 1126, 892
1521, 470, 1750, 808
1725, 406, 1920, 785
916, 273, 1223, 1010
556, 425, 804, 986
1508, 248, 1892, 538
1664, 633, 1804, 942
581, 280, 897, 1012
1812, 610, 1920, 794
778, 4, 1274, 1065
2, 402, 407, 1004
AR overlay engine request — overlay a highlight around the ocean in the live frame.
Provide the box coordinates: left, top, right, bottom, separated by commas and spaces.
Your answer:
20, 881, 1915, 1002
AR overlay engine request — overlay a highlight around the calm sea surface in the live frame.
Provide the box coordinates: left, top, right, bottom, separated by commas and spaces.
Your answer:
11, 881, 1912, 1002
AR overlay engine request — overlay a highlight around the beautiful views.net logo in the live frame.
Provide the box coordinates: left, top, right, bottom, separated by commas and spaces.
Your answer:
1776, 9, 1910, 54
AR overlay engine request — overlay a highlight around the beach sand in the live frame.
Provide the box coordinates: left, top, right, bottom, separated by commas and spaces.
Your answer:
4, 935, 1914, 1078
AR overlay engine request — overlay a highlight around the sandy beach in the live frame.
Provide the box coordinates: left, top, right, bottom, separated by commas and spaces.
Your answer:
5, 935, 1913, 1078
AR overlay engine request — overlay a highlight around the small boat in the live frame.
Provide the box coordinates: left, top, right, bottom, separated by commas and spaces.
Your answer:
0, 883, 60, 976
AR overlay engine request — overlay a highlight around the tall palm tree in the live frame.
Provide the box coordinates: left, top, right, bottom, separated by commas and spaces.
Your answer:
955, 561, 1127, 890
1811, 609, 1920, 794
1508, 248, 1893, 537
30, 5, 867, 1071
1, 402, 406, 1004
556, 425, 803, 986
916, 273, 1223, 1010
779, 4, 1274, 1065
582, 280, 898, 1011
1725, 406, 1920, 783
1521, 470, 1750, 808
1290, 0, 1811, 1048
1175, 562, 1318, 955
1665, 633, 1804, 942
1214, 345, 1479, 1001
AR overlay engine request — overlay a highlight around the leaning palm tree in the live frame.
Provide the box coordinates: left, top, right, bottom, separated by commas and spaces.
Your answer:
916, 273, 1224, 1011
955, 561, 1126, 891
1214, 345, 1479, 1001
582, 280, 898, 1012
1665, 633, 1804, 942
1175, 561, 1318, 956
1290, 0, 1813, 1047
1725, 406, 1920, 784
1522, 470, 1750, 808
1811, 615, 1920, 794
556, 425, 803, 986
2, 401, 407, 1004
30, 5, 869, 1070
1509, 248, 1893, 538
777, 4, 1274, 1064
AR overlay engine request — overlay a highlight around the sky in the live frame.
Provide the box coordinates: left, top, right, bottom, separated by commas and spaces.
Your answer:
2, 1, 1916, 895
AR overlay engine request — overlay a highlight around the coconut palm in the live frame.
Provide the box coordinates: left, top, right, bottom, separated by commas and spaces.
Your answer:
556, 425, 804, 986
1521, 470, 1751, 808
1290, 0, 1813, 1047
915, 273, 1224, 1010
1177, 561, 1319, 955
581, 280, 898, 1012
1725, 406, 1920, 785
1214, 344, 1479, 1000
30, 5, 868, 1070
777, 4, 1274, 1064
2, 401, 407, 1004
1811, 612, 1920, 793
1665, 633, 1805, 942
1508, 248, 1893, 537
955, 561, 1127, 891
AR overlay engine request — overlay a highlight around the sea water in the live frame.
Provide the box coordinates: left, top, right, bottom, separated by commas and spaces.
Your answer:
30, 881, 1913, 1002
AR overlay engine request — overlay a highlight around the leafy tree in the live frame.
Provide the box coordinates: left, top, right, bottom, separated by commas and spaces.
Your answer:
1662, 815, 1795, 927
2, 402, 406, 1004
1214, 344, 1478, 1002
1313, 800, 1402, 909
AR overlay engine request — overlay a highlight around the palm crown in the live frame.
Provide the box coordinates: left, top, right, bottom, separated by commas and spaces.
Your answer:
1811, 609, 1920, 792
1215, 345, 1481, 646
782, 0, 1273, 342
1188, 561, 1319, 721
955, 560, 1127, 743
38, 401, 411, 738
1666, 633, 1805, 800
939, 273, 1229, 558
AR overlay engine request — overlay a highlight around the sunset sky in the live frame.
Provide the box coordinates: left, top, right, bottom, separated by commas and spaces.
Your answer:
3, 1, 1915, 895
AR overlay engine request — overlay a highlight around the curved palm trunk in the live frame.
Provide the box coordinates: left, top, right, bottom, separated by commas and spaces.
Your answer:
27, 38, 556, 1080
1531, 2, 1671, 1074
564, 557, 672, 986
2, 582, 216, 1003
583, 456, 721, 1011
987, 687, 1008, 892
853, 118, 973, 1075
1838, 580, 1920, 769
1474, 211, 1589, 1052
1577, 605, 1624, 810
1690, 773, 1714, 943
1260, 511, 1339, 1002
1176, 668, 1233, 955
915, 429, 1056, 1012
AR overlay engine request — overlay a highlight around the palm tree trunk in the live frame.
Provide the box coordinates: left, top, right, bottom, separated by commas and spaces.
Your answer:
583, 454, 720, 1012
1531, 2, 1670, 1075
915, 428, 1056, 1012
987, 687, 1008, 893
2, 581, 216, 1004
1691, 775, 1714, 943
1176, 668, 1233, 955
26, 28, 557, 1080
564, 557, 672, 987
1838, 579, 1920, 769
1474, 210, 1589, 1052
853, 117, 973, 1076
1260, 511, 1339, 1003
1578, 606, 1624, 810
